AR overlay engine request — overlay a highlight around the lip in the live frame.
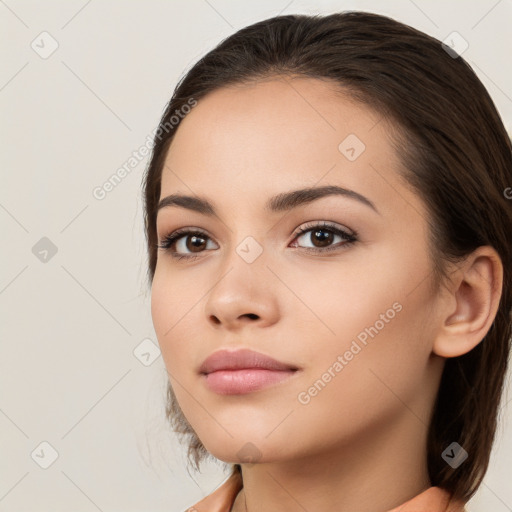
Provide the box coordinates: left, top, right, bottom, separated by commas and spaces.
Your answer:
199, 348, 300, 395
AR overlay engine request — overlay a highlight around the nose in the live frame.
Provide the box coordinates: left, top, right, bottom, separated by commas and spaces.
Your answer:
203, 250, 280, 331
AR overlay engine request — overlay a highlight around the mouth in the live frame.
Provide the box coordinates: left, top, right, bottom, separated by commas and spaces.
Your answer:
202, 368, 299, 395
199, 348, 300, 395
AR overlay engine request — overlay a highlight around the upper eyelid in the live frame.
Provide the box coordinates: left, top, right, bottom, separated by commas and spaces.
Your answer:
295, 220, 355, 236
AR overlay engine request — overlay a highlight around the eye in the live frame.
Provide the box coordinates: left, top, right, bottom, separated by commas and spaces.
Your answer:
157, 221, 357, 261
157, 228, 217, 261
290, 221, 357, 253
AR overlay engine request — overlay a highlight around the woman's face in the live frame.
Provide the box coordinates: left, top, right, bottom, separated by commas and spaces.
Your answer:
151, 77, 445, 464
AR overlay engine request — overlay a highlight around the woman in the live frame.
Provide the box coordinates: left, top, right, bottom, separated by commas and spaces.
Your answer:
142, 11, 511, 512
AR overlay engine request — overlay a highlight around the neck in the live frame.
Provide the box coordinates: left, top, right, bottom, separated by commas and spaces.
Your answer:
231, 408, 432, 512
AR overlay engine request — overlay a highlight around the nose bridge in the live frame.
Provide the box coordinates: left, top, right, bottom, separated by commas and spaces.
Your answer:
215, 230, 270, 299
203, 229, 280, 328
220, 213, 271, 272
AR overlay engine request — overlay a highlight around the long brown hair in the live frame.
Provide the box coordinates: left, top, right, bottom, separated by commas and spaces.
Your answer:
142, 11, 512, 502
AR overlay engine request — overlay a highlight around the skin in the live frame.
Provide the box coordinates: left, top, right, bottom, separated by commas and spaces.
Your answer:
150, 76, 502, 512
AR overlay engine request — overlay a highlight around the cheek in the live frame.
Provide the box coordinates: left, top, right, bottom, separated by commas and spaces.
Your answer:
150, 271, 168, 344
289, 247, 435, 408
261, 293, 435, 460
278, 253, 408, 362
150, 269, 191, 375
291, 300, 434, 452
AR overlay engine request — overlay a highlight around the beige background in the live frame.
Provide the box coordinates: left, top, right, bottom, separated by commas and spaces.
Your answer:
1, 0, 511, 511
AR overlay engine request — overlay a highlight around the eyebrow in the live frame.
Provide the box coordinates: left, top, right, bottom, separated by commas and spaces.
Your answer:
157, 185, 379, 217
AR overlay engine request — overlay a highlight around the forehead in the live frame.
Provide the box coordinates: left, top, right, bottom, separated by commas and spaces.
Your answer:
165, 76, 381, 172
159, 77, 420, 220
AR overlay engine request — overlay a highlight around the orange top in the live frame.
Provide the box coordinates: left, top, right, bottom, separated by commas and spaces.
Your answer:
186, 471, 467, 512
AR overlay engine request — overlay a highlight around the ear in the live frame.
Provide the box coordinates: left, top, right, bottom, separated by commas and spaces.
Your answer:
433, 246, 503, 358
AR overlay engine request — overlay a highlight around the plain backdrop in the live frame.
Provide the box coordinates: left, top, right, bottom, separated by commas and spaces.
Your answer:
1, 1, 511, 511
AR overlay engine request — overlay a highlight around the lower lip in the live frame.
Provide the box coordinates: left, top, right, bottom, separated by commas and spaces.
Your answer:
202, 368, 298, 395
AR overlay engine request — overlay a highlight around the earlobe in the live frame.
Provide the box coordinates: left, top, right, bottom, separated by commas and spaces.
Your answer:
433, 246, 503, 358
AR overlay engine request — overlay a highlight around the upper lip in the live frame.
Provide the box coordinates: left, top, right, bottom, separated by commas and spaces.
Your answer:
199, 348, 299, 374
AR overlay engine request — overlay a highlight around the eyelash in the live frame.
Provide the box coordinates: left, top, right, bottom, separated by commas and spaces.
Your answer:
157, 221, 358, 261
